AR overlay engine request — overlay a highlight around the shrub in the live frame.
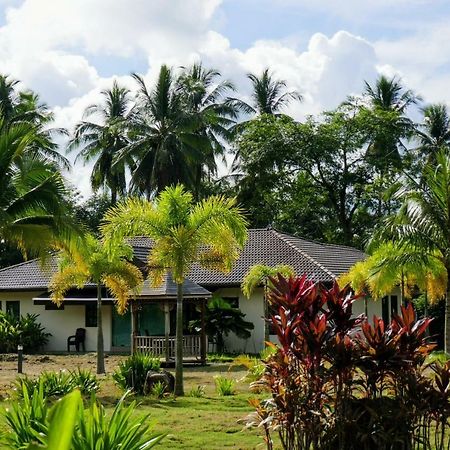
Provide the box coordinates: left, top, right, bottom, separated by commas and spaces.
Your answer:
14, 369, 99, 399
188, 385, 206, 398
244, 274, 450, 450
150, 381, 167, 399
0, 312, 51, 353
215, 376, 235, 396
112, 352, 161, 395
3, 387, 165, 449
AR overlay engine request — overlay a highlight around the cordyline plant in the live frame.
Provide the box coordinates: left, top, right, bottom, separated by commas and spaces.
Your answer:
244, 274, 450, 450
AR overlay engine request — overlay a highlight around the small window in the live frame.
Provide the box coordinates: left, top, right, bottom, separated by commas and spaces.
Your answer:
0, 301, 2, 311
222, 297, 239, 308
85, 303, 97, 327
381, 296, 389, 324
390, 295, 398, 317
6, 301, 20, 319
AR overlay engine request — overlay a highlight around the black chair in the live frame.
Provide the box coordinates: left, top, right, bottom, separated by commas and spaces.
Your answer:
67, 328, 86, 352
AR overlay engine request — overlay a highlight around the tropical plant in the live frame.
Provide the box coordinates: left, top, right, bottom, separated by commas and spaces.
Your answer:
0, 312, 51, 353
188, 385, 206, 398
363, 75, 418, 170
234, 68, 302, 116
375, 148, 450, 353
416, 103, 450, 166
242, 263, 295, 344
49, 234, 143, 374
117, 65, 211, 197
0, 115, 76, 257
244, 274, 448, 450
189, 296, 254, 354
14, 369, 99, 399
215, 376, 235, 396
112, 352, 161, 396
68, 81, 135, 203
176, 63, 238, 198
150, 381, 167, 399
102, 184, 248, 395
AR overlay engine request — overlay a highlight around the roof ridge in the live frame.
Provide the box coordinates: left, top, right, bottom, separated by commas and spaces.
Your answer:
0, 257, 42, 273
272, 229, 336, 279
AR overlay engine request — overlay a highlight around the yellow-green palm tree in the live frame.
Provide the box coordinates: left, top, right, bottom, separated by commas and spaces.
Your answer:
49, 234, 143, 374
242, 264, 295, 344
101, 184, 248, 396
339, 242, 446, 316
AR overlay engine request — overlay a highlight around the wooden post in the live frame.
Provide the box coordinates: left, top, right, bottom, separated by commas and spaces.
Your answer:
131, 301, 138, 354
164, 301, 170, 364
200, 298, 207, 366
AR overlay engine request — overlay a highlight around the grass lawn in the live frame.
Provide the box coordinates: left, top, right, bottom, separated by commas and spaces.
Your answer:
0, 354, 269, 449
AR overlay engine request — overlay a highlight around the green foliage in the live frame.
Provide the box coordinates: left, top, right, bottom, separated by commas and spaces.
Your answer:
190, 296, 254, 354
14, 369, 99, 399
0, 312, 51, 353
3, 385, 165, 450
72, 393, 165, 450
150, 381, 168, 399
112, 352, 161, 396
214, 376, 235, 396
188, 385, 206, 398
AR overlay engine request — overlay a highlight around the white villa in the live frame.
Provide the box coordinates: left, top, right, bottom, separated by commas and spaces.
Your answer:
0, 228, 399, 359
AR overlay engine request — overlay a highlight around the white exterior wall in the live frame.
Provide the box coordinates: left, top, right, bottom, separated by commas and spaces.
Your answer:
215, 285, 393, 354
0, 292, 113, 352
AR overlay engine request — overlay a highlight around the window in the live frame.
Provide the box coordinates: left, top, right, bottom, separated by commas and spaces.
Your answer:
0, 301, 2, 311
381, 296, 389, 324
6, 301, 20, 319
85, 303, 97, 327
390, 295, 398, 317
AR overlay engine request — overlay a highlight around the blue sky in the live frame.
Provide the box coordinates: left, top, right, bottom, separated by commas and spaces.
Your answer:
0, 0, 449, 196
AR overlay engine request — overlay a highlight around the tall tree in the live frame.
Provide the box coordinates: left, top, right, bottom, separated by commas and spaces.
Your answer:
363, 75, 419, 170
50, 234, 143, 374
119, 66, 210, 197
177, 63, 238, 199
68, 81, 134, 203
416, 104, 450, 166
375, 148, 450, 352
0, 115, 75, 256
102, 185, 248, 395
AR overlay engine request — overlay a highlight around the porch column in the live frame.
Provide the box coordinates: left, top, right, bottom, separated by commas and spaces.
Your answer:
164, 301, 170, 364
131, 301, 138, 354
200, 298, 207, 365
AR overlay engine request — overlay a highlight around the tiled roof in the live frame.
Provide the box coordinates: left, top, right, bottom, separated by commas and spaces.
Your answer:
0, 228, 366, 290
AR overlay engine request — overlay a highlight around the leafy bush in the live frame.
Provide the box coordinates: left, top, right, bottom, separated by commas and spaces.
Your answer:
3, 386, 165, 449
188, 385, 206, 398
150, 381, 167, 399
14, 369, 99, 399
215, 376, 235, 396
245, 274, 450, 450
0, 312, 51, 353
112, 352, 161, 395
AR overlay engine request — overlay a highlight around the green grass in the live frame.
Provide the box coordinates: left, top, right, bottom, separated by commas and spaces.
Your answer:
0, 361, 268, 449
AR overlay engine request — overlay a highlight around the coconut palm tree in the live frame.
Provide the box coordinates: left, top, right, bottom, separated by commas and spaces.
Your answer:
374, 148, 450, 352
242, 264, 295, 344
101, 184, 248, 395
49, 234, 143, 374
234, 69, 302, 116
176, 63, 238, 198
416, 104, 450, 166
68, 81, 134, 203
118, 66, 211, 198
363, 75, 419, 170
0, 115, 75, 257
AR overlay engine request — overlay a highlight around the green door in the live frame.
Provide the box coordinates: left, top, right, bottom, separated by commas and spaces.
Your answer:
139, 304, 165, 336
112, 309, 131, 347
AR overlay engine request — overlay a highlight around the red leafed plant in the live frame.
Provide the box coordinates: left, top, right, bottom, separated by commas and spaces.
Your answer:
244, 274, 448, 450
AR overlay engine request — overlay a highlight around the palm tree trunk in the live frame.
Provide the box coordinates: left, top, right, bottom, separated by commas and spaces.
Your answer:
174, 282, 184, 396
264, 280, 270, 345
96, 284, 105, 374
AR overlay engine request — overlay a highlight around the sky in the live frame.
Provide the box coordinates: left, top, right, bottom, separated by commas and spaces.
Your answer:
0, 0, 449, 198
